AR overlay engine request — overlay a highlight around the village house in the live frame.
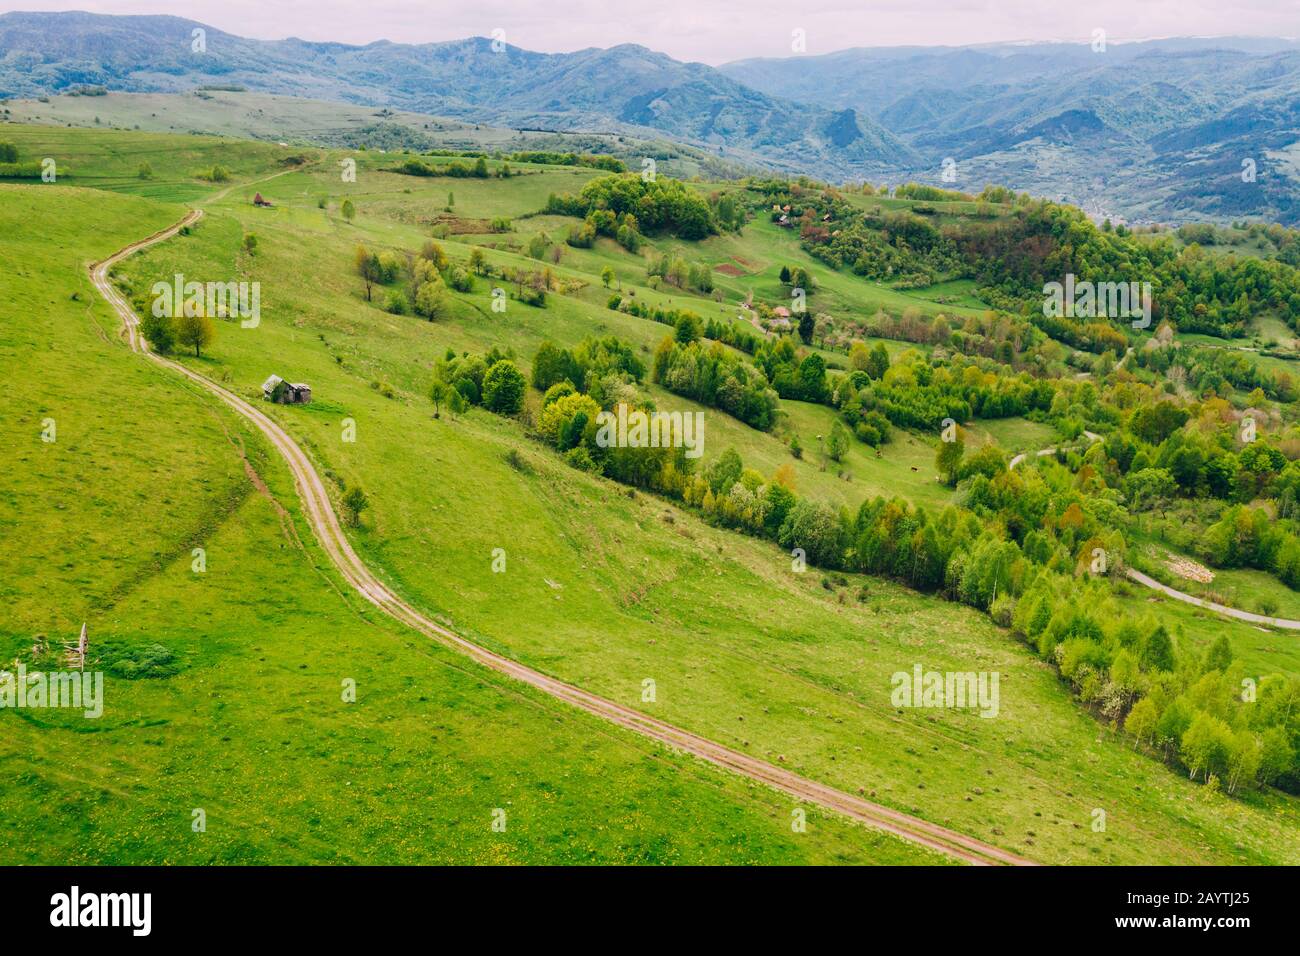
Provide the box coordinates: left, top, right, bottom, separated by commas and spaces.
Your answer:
261, 374, 311, 404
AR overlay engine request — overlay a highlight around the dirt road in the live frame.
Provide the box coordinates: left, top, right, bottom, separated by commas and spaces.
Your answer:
90, 210, 1036, 866
1124, 568, 1300, 630
1008, 431, 1101, 469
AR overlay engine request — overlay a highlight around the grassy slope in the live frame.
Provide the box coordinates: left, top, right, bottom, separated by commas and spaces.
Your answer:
100, 132, 1300, 864
0, 169, 943, 864
3, 91, 745, 180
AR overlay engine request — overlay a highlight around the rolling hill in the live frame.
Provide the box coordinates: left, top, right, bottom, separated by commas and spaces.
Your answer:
6, 13, 1300, 223
0, 11, 915, 173
3, 120, 1299, 863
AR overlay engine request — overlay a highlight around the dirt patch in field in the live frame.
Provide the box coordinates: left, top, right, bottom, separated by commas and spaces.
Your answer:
714, 263, 744, 277
1166, 553, 1215, 584
428, 214, 492, 234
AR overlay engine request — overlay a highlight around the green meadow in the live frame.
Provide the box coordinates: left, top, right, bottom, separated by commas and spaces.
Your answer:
4, 125, 1299, 864
0, 157, 938, 865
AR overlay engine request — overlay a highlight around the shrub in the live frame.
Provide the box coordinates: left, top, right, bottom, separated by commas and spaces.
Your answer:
384, 291, 408, 315
482, 360, 527, 415
101, 642, 180, 679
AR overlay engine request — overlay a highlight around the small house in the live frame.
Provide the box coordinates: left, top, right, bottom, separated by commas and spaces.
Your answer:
253, 192, 273, 207
262, 374, 312, 404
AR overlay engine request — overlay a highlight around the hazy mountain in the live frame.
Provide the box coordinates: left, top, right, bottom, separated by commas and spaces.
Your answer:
3, 13, 1299, 223
0, 11, 916, 171
722, 39, 1300, 224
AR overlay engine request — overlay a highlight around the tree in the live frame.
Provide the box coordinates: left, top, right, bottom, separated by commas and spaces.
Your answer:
175, 312, 215, 357
482, 360, 526, 415
705, 448, 744, 495
469, 247, 487, 274
1258, 725, 1295, 786
1141, 623, 1176, 673
341, 486, 369, 527
1123, 467, 1176, 512
419, 240, 448, 270
355, 245, 380, 301
779, 265, 791, 284
1225, 730, 1262, 794
866, 342, 890, 380
600, 265, 615, 288
1181, 712, 1232, 781
827, 421, 848, 462
936, 434, 964, 486
778, 500, 842, 568
798, 311, 815, 344
795, 354, 828, 402
141, 313, 175, 354
1204, 634, 1233, 673
531, 341, 577, 391
341, 199, 356, 221
1130, 400, 1189, 445
674, 312, 701, 345
539, 392, 600, 447
668, 257, 690, 288
429, 380, 451, 418
413, 278, 448, 320
1124, 696, 1159, 746
0, 141, 18, 163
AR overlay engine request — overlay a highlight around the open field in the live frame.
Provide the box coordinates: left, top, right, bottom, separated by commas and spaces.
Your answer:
89, 130, 1300, 863
0, 176, 946, 865
3, 124, 1299, 865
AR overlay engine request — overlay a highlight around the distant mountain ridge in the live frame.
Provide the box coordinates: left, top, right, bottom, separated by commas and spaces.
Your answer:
0, 11, 915, 172
2, 12, 1299, 223
721, 39, 1300, 224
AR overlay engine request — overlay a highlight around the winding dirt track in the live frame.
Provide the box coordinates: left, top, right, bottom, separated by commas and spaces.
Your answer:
1124, 568, 1300, 630
1007, 430, 1101, 470
90, 209, 1036, 867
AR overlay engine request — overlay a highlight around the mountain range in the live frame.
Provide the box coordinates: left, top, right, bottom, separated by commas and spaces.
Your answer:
2, 11, 1299, 224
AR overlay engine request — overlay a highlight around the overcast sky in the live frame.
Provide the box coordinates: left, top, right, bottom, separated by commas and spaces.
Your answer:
8, 1, 1298, 63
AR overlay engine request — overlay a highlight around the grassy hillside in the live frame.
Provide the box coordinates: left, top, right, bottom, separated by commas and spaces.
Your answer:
76, 128, 1300, 864
0, 176, 946, 865
2, 90, 754, 180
